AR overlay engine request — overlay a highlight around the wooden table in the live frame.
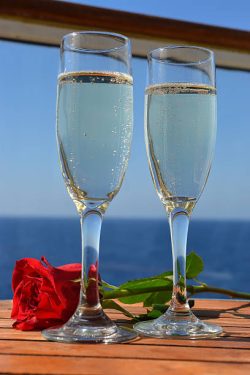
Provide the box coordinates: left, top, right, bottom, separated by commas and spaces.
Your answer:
1, 299, 250, 374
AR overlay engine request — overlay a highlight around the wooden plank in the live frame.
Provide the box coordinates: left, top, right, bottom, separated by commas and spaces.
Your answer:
0, 328, 45, 341
1, 340, 250, 363
0, 335, 249, 349
2, 299, 250, 311
1, 0, 249, 51
4, 317, 250, 330
193, 299, 250, 310
2, 333, 250, 350
0, 328, 250, 340
0, 355, 249, 375
6, 309, 250, 322
132, 337, 250, 349
194, 318, 250, 327
2, 299, 250, 333
0, 319, 14, 328
0, 310, 12, 319
1, 300, 12, 308
1, 300, 250, 374
0, 0, 250, 69
1, 323, 250, 343
2, 300, 250, 334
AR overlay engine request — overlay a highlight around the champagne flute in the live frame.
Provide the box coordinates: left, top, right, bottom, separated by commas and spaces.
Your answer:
42, 31, 136, 343
134, 46, 223, 338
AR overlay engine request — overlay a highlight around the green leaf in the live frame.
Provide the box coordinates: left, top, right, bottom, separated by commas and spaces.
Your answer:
152, 304, 169, 313
186, 251, 204, 279
102, 300, 135, 318
132, 306, 166, 322
119, 293, 152, 304
143, 291, 172, 307
101, 280, 118, 290
132, 313, 151, 322
118, 277, 172, 304
122, 278, 172, 290
119, 271, 173, 290
147, 309, 162, 319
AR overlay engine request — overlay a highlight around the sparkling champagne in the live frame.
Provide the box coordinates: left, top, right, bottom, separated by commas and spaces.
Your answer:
57, 71, 133, 210
145, 83, 216, 214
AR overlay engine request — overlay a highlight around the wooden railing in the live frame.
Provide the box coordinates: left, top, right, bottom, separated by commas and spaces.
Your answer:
0, 0, 250, 70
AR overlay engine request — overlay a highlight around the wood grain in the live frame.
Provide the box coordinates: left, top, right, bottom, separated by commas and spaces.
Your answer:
1, 355, 250, 375
1, 299, 250, 374
0, 0, 249, 52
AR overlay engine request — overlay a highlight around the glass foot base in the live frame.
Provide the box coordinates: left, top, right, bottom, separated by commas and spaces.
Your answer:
42, 325, 137, 343
134, 310, 223, 339
42, 309, 137, 343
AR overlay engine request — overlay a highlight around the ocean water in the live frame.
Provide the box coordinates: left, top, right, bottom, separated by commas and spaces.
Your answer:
1, 217, 250, 299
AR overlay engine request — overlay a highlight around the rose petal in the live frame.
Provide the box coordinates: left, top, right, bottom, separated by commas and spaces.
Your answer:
11, 256, 82, 331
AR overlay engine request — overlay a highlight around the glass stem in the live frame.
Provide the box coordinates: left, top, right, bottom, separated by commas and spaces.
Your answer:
169, 208, 190, 313
79, 209, 103, 314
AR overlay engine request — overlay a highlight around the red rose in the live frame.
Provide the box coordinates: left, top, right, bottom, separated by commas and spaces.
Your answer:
11, 257, 81, 331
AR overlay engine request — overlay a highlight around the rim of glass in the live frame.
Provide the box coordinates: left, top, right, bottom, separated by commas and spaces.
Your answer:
148, 45, 214, 65
62, 31, 130, 54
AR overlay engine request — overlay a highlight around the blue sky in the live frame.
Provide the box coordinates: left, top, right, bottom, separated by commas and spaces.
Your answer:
0, 1, 249, 219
